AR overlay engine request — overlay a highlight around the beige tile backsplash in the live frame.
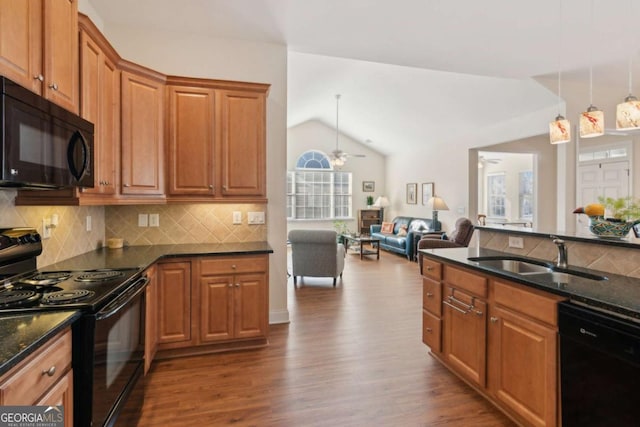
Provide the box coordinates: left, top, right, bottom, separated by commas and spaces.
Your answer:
479, 230, 640, 278
0, 190, 105, 268
1, 190, 267, 268
105, 204, 267, 245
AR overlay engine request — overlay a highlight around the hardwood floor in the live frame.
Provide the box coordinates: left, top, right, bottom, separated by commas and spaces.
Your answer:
135, 249, 515, 426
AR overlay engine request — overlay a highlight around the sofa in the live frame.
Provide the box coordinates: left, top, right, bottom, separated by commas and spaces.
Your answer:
417, 217, 474, 274
370, 216, 440, 260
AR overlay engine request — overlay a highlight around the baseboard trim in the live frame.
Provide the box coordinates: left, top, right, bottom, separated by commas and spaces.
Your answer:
269, 309, 290, 324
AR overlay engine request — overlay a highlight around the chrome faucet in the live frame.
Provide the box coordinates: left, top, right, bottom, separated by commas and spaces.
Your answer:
552, 237, 568, 268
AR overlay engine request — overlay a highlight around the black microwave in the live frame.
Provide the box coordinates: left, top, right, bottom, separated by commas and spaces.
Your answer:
0, 76, 94, 189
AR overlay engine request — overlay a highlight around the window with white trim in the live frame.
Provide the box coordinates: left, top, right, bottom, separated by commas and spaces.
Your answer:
287, 150, 352, 220
519, 170, 533, 220
487, 172, 506, 218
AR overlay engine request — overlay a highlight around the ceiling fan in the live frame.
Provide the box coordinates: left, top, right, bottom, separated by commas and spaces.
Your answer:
329, 94, 366, 167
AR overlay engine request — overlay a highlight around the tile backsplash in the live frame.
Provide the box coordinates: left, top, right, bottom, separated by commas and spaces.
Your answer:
0, 190, 105, 267
479, 230, 640, 278
105, 204, 267, 245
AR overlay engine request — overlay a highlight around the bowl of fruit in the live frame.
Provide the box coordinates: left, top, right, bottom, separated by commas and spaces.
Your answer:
574, 199, 640, 238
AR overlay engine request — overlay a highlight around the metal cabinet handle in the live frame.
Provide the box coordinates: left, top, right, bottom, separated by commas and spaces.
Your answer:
426, 292, 434, 298
426, 327, 433, 333
48, 82, 59, 91
228, 283, 233, 287
447, 295, 473, 311
474, 310, 484, 316
34, 74, 44, 81
42, 366, 56, 377
209, 185, 213, 190
443, 301, 468, 315
490, 316, 499, 323
231, 265, 237, 269
124, 184, 130, 187
235, 283, 240, 287
425, 266, 433, 271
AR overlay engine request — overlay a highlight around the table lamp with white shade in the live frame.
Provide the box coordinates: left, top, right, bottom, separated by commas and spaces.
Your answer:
427, 196, 449, 231
373, 196, 390, 221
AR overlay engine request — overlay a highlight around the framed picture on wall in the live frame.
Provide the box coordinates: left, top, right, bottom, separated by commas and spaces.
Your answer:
406, 183, 417, 204
422, 182, 434, 205
362, 181, 375, 192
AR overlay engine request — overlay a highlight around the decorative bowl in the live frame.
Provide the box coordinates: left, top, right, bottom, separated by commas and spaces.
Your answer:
588, 216, 640, 238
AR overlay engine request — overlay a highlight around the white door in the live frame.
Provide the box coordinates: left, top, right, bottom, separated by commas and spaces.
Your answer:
577, 160, 629, 229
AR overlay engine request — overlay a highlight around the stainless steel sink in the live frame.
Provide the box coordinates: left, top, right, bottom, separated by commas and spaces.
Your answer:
467, 256, 608, 282
468, 257, 552, 275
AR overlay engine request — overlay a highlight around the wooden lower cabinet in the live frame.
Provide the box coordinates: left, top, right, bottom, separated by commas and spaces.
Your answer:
0, 328, 73, 426
144, 265, 158, 374
155, 254, 269, 356
423, 258, 564, 427
157, 260, 193, 348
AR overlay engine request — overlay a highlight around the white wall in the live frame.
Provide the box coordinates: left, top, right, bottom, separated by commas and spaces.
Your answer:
79, 9, 290, 323
287, 121, 386, 233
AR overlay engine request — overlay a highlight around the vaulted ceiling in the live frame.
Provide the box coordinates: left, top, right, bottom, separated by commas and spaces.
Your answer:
89, 0, 640, 155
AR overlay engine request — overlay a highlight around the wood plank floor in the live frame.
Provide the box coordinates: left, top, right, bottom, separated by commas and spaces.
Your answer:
135, 249, 515, 426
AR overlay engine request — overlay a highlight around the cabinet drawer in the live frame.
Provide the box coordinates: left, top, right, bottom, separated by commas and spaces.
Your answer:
444, 265, 487, 297
200, 255, 268, 275
493, 279, 564, 326
422, 310, 442, 352
0, 329, 72, 405
422, 258, 442, 281
423, 278, 441, 316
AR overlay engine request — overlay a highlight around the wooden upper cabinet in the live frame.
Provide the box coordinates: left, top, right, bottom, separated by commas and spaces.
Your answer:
79, 24, 120, 197
0, 0, 78, 112
167, 85, 216, 196
121, 67, 165, 197
219, 89, 266, 197
0, 0, 42, 93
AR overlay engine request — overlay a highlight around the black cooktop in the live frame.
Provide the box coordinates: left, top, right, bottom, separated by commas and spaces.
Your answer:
0, 268, 141, 313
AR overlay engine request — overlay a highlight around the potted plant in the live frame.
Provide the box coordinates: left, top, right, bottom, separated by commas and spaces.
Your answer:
366, 195, 374, 208
333, 220, 350, 243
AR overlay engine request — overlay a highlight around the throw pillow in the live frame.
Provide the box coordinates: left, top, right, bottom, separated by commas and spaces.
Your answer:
380, 221, 394, 233
397, 225, 408, 237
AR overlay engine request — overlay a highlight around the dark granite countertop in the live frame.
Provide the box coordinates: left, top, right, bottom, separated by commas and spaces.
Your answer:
43, 241, 274, 272
419, 247, 640, 320
0, 311, 80, 376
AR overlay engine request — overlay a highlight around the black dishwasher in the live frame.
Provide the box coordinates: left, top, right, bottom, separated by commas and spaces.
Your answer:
558, 301, 640, 427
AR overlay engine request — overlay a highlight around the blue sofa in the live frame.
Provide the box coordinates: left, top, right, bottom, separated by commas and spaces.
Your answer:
370, 216, 440, 260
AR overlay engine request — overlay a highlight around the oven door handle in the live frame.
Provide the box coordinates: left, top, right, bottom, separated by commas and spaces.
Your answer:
96, 276, 148, 321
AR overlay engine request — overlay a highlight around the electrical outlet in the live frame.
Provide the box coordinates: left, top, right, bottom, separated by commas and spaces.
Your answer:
86, 215, 92, 232
232, 211, 242, 225
138, 214, 148, 227
149, 213, 160, 227
42, 218, 51, 239
248, 211, 265, 224
508, 236, 524, 249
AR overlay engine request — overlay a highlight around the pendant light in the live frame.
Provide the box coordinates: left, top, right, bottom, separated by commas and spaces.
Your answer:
616, 56, 640, 130
579, 0, 604, 138
330, 94, 346, 168
550, 0, 570, 144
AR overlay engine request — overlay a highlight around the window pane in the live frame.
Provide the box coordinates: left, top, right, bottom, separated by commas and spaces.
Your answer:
488, 173, 506, 218
519, 171, 533, 220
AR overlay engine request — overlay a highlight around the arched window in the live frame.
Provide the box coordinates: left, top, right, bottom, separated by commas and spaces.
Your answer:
287, 151, 352, 220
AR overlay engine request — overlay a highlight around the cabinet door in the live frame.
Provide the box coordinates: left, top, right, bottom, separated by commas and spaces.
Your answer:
144, 266, 158, 374
121, 70, 164, 195
167, 86, 216, 196
0, 0, 42, 93
199, 274, 234, 342
36, 369, 73, 427
488, 305, 558, 427
443, 287, 487, 387
234, 273, 268, 339
157, 261, 192, 346
43, 0, 78, 113
79, 31, 119, 196
218, 90, 266, 197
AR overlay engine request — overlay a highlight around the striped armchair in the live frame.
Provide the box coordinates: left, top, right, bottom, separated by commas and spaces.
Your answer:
288, 230, 345, 287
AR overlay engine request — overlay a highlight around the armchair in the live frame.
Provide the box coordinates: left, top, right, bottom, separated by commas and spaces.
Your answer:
417, 218, 474, 275
288, 230, 345, 287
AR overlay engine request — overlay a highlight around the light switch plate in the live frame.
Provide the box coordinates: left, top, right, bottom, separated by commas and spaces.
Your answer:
42, 218, 51, 239
149, 213, 159, 227
86, 215, 92, 232
248, 211, 265, 224
232, 211, 242, 224
138, 214, 148, 227
508, 236, 524, 249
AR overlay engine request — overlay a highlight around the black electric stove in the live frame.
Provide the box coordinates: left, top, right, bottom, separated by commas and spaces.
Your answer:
0, 227, 140, 313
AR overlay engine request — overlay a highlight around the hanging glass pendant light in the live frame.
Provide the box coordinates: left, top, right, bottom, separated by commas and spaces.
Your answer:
579, 0, 604, 139
549, 0, 570, 144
